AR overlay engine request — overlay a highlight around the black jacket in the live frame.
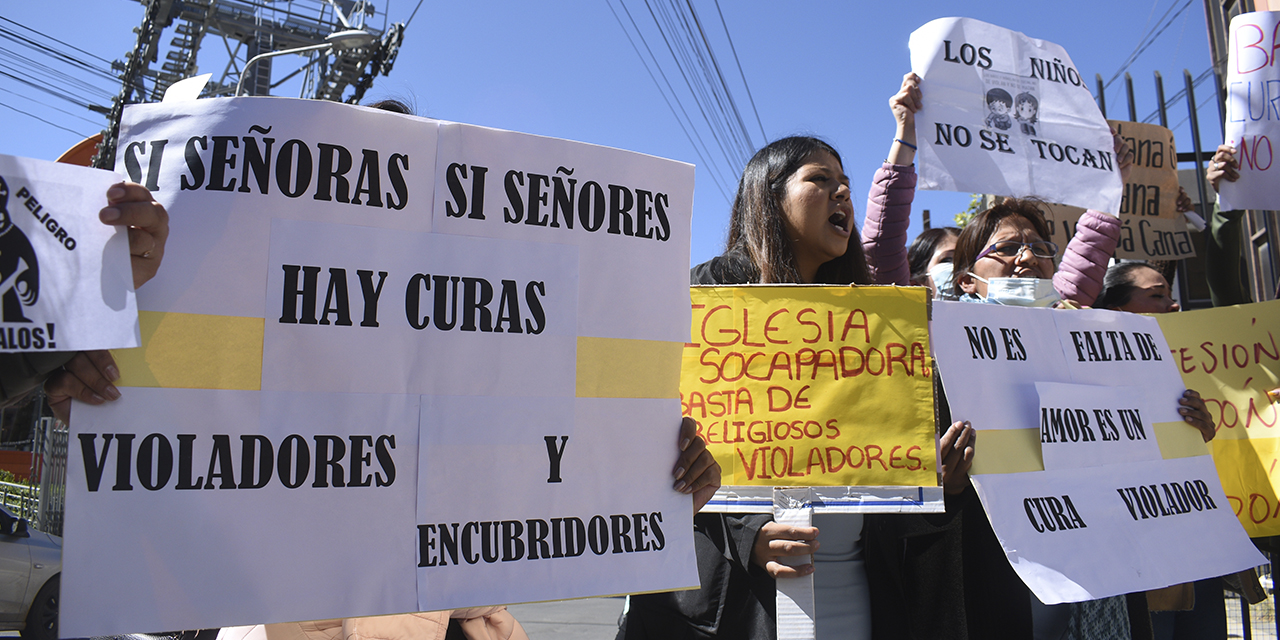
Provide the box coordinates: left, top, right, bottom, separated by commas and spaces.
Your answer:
618, 255, 778, 640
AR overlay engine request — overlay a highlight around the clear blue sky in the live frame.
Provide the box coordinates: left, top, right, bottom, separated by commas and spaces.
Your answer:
2, 1, 1220, 267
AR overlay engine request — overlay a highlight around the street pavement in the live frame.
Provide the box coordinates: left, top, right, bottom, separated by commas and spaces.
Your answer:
31, 598, 626, 640
507, 597, 624, 640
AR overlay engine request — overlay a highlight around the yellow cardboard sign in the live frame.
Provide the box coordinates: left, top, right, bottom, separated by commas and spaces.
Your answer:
681, 285, 936, 487
1156, 299, 1280, 536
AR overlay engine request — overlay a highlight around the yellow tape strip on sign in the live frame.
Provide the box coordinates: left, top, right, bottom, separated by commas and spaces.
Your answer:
971, 428, 1045, 475
576, 336, 684, 399
973, 421, 1210, 475
113, 311, 264, 390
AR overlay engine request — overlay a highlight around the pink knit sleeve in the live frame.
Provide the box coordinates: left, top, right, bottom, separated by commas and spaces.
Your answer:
861, 163, 916, 285
1053, 209, 1121, 307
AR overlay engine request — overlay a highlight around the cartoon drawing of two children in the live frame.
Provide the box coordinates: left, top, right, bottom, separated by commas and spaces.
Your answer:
985, 89, 1038, 135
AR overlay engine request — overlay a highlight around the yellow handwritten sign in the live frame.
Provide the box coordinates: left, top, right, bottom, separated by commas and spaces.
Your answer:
681, 285, 936, 487
1157, 300, 1280, 536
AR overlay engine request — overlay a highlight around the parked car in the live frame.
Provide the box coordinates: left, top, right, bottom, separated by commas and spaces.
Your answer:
0, 505, 59, 640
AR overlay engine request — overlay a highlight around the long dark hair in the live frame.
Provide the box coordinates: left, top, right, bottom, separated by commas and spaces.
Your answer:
1095, 262, 1158, 310
908, 227, 960, 285
951, 198, 1054, 297
722, 136, 870, 284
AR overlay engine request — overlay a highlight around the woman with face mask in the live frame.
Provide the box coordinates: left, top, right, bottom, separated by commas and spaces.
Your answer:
907, 227, 959, 300
950, 195, 1125, 309
945, 125, 1132, 309
864, 144, 1139, 639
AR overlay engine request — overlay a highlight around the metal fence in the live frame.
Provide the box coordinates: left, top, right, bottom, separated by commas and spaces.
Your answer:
31, 415, 67, 536
1226, 553, 1279, 639
0, 478, 37, 517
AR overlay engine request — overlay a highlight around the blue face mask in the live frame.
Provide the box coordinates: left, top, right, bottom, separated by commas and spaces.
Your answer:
928, 262, 955, 299
968, 273, 1061, 307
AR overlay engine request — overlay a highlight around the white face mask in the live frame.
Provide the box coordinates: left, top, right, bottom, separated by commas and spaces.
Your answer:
969, 273, 1060, 307
928, 262, 955, 299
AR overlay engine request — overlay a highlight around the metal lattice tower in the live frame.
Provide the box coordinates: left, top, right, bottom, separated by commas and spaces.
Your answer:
95, 0, 405, 167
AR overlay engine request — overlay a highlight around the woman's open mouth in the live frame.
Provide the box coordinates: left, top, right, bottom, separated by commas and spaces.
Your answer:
828, 210, 851, 235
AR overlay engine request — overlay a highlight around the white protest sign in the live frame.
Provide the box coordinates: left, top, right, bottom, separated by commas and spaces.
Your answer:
0, 155, 136, 352
1220, 11, 1280, 211
932, 302, 1263, 603
1035, 382, 1169, 470
909, 18, 1123, 214
62, 97, 698, 636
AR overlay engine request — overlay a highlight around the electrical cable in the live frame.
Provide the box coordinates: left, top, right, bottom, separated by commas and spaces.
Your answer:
0, 85, 105, 127
0, 100, 91, 138
605, 0, 733, 200
0, 16, 115, 65
685, 0, 755, 152
617, 0, 734, 194
713, 0, 766, 144
1103, 0, 1195, 92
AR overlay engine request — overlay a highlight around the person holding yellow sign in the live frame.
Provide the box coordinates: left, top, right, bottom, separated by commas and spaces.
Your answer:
619, 72, 962, 640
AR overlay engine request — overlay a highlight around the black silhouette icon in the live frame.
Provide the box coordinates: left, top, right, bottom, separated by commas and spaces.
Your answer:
0, 177, 39, 322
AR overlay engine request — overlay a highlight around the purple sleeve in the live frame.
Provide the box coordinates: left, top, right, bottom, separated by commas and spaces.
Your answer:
1053, 209, 1122, 307
861, 163, 917, 285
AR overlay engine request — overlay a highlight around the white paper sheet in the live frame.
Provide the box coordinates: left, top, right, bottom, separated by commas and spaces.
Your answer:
62, 97, 698, 636
932, 302, 1264, 603
1219, 11, 1280, 211
0, 154, 135, 352
909, 18, 1123, 214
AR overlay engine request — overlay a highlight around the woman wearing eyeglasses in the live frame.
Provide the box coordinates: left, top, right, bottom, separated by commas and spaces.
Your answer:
950, 196, 1125, 309
865, 156, 1143, 638
875, 189, 1176, 639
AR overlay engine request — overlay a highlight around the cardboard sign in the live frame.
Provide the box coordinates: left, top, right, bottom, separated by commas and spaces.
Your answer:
1220, 11, 1280, 211
682, 286, 944, 515
932, 302, 1263, 603
1111, 120, 1181, 220
1040, 203, 1197, 262
1156, 300, 1280, 537
61, 98, 699, 636
1037, 121, 1195, 261
0, 155, 136, 352
909, 18, 1123, 214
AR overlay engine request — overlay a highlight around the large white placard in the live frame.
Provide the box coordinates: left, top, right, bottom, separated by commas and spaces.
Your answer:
0, 154, 136, 352
62, 97, 699, 636
909, 18, 1123, 214
931, 302, 1263, 603
1219, 11, 1280, 211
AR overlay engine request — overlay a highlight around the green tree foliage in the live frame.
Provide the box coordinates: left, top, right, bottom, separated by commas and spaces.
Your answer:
954, 194, 983, 228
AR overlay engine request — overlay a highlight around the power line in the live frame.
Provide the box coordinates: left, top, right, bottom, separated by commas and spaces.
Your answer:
1139, 66, 1212, 124
0, 100, 91, 138
713, 0, 765, 143
0, 46, 117, 99
1104, 0, 1195, 92
404, 0, 426, 28
0, 85, 105, 127
0, 66, 103, 112
0, 25, 121, 86
612, 0, 736, 199
647, 0, 740, 166
605, 0, 733, 201
635, 0, 759, 178
0, 16, 115, 66
682, 0, 756, 155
